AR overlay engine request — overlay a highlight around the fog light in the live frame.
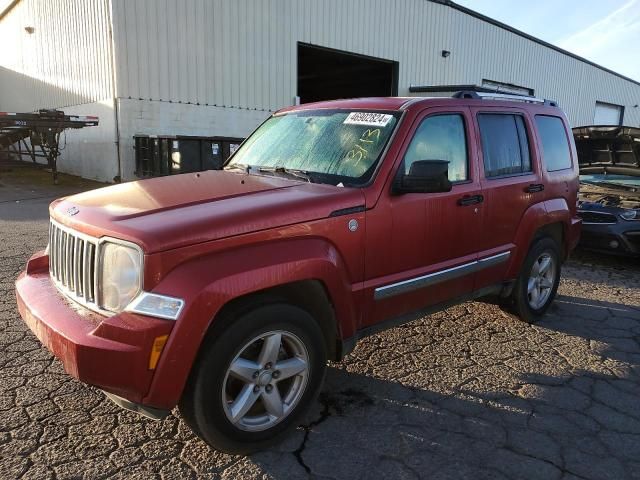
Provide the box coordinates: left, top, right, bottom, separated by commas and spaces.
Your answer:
148, 335, 168, 370
609, 240, 619, 249
126, 292, 184, 320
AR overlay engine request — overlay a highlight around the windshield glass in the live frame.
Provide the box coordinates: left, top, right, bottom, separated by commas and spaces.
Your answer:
226, 110, 400, 185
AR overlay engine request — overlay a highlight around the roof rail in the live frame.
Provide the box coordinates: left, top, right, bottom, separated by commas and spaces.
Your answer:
453, 90, 558, 107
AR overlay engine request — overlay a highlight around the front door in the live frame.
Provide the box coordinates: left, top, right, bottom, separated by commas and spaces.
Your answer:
362, 107, 483, 327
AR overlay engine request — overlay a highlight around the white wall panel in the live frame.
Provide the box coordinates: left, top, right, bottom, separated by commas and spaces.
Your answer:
0, 0, 113, 111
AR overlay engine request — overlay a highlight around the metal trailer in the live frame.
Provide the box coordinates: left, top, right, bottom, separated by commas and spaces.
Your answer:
0, 110, 98, 183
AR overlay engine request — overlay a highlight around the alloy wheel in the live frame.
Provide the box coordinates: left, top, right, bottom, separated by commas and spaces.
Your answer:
221, 330, 309, 432
527, 252, 556, 310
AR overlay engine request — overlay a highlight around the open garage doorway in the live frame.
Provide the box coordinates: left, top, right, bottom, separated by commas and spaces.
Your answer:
297, 43, 398, 104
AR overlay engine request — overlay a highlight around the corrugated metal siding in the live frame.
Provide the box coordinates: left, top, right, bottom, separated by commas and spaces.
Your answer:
110, 0, 640, 126
4, 0, 637, 126
0, 0, 113, 111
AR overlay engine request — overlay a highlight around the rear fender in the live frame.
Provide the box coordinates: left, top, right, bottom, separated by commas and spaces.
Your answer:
506, 199, 571, 278
142, 237, 357, 409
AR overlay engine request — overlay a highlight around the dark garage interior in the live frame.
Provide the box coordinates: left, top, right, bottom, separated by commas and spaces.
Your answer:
297, 43, 398, 104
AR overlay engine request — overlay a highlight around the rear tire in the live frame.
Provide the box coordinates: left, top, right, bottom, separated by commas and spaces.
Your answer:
179, 303, 326, 454
511, 237, 561, 323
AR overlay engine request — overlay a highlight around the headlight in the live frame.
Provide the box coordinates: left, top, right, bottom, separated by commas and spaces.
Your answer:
620, 210, 639, 221
100, 242, 142, 312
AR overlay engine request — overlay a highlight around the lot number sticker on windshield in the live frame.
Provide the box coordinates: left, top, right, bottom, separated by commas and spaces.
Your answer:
343, 112, 393, 127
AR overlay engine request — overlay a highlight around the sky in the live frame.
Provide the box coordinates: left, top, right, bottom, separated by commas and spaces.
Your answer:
455, 0, 640, 82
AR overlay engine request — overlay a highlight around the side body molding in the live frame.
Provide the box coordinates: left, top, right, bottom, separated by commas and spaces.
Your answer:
374, 251, 510, 300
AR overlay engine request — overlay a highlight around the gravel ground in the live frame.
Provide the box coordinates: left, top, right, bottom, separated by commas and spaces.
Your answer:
1, 171, 640, 479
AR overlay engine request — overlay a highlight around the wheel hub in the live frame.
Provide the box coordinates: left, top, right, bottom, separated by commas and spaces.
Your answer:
257, 370, 273, 387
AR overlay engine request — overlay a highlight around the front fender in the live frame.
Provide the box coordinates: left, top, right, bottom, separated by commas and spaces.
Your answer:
142, 237, 358, 409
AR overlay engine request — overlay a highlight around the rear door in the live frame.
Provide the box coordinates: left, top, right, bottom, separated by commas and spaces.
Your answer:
470, 107, 544, 290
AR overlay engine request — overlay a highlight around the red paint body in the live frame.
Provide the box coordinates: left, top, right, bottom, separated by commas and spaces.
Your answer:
16, 97, 581, 410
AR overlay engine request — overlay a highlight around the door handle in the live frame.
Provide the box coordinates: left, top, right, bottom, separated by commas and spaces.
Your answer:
525, 183, 545, 193
457, 194, 484, 206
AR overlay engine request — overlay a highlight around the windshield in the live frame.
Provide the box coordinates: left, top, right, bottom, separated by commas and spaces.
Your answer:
226, 109, 400, 185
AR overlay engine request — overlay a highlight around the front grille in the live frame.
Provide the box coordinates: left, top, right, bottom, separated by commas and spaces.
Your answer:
49, 220, 99, 306
577, 210, 618, 224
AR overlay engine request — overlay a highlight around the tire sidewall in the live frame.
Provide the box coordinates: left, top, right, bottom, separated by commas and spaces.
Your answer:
515, 237, 561, 323
189, 303, 326, 453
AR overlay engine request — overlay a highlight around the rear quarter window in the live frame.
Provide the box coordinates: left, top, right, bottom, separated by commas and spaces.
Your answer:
535, 116, 572, 171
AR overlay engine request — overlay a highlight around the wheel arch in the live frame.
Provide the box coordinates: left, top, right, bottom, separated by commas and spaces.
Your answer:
507, 200, 571, 278
142, 237, 358, 409
203, 279, 341, 361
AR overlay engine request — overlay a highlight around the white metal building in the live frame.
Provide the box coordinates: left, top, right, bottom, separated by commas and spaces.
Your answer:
2, 0, 640, 183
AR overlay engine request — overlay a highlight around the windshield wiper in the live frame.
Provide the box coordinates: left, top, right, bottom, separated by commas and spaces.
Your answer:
224, 163, 252, 173
258, 166, 312, 183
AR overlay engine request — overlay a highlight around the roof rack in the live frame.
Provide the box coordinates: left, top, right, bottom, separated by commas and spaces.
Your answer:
453, 90, 558, 107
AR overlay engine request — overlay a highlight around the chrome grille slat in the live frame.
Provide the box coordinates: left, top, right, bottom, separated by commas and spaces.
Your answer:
55, 227, 61, 280
66, 233, 72, 289
73, 236, 80, 294
49, 224, 56, 277
48, 219, 100, 311
83, 241, 91, 301
61, 231, 67, 285
92, 243, 99, 303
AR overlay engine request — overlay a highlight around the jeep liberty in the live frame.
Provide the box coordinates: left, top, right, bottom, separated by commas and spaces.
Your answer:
16, 92, 581, 453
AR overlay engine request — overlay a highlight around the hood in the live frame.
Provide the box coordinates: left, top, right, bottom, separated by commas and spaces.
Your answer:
573, 125, 640, 177
51, 170, 365, 253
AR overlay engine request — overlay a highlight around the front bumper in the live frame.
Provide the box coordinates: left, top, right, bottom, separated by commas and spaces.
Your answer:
15, 251, 174, 405
579, 223, 640, 256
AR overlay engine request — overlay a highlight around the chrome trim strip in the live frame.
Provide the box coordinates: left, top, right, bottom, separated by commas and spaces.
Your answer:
477, 251, 511, 267
374, 251, 511, 300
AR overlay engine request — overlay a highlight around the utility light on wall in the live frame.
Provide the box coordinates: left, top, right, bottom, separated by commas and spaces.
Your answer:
24, 26, 35, 34
441, 50, 451, 58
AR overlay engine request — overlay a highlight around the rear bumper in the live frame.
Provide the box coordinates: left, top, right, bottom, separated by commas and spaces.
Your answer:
15, 251, 174, 405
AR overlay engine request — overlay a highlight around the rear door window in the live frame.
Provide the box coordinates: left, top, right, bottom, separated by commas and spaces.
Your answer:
535, 115, 572, 171
478, 114, 531, 178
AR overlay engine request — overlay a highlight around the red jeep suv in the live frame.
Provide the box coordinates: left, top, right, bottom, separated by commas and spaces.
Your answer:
16, 92, 581, 453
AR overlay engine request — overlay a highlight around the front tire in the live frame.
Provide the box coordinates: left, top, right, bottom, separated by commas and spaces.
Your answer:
511, 237, 561, 323
179, 303, 327, 454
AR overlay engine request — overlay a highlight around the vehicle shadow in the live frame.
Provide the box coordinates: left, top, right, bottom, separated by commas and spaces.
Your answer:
540, 294, 640, 367
251, 365, 639, 480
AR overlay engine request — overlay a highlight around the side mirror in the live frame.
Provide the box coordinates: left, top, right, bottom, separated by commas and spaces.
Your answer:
393, 160, 452, 194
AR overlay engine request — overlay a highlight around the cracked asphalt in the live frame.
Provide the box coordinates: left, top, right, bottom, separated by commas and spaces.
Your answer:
1, 169, 640, 479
